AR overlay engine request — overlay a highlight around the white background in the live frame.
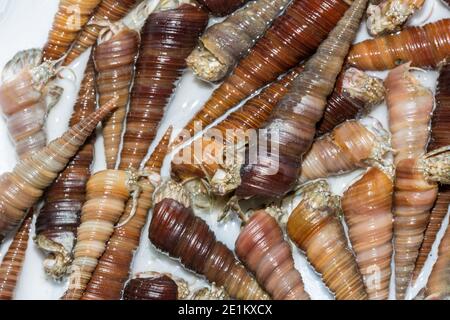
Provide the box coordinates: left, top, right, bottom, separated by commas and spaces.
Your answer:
0, 0, 448, 300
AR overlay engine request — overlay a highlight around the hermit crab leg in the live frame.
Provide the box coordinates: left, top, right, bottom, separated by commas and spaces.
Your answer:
172, 0, 352, 148
197, 0, 249, 16
81, 128, 172, 300
299, 119, 391, 183
236, 0, 369, 199
413, 62, 450, 282
64, 0, 142, 65
119, 0, 208, 170
317, 68, 385, 136
149, 180, 270, 300
287, 180, 368, 300
0, 211, 33, 300
366, 0, 425, 36
0, 49, 63, 159
235, 210, 310, 300
187, 0, 292, 82
0, 98, 117, 244
34, 56, 97, 279
348, 19, 450, 71
43, 0, 103, 62
342, 167, 394, 300
94, 22, 140, 169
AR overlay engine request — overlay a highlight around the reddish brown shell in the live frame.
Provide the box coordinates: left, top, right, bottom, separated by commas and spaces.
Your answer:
174, 0, 351, 147
236, 210, 310, 300
171, 66, 303, 182
64, 0, 140, 65
149, 197, 270, 300
94, 28, 140, 169
347, 19, 450, 71
81, 129, 172, 300
423, 224, 450, 299
0, 212, 32, 300
123, 275, 179, 300
119, 4, 208, 170
35, 56, 97, 279
43, 0, 102, 62
413, 62, 450, 281
197, 0, 249, 16
236, 0, 368, 199
342, 168, 394, 300
287, 183, 368, 300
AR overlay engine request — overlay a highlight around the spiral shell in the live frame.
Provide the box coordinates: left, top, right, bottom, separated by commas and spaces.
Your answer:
348, 19, 450, 70
173, 0, 352, 147
0, 49, 61, 159
236, 210, 310, 300
119, 3, 208, 170
43, 0, 103, 62
197, 0, 249, 16
81, 128, 172, 300
187, 0, 291, 82
94, 27, 140, 169
342, 168, 394, 300
64, 0, 141, 65
317, 68, 385, 136
123, 274, 180, 300
0, 212, 32, 300
423, 224, 450, 300
62, 169, 137, 300
236, 0, 369, 199
35, 56, 97, 279
300, 119, 390, 183
0, 99, 117, 244
287, 181, 368, 300
149, 184, 270, 300
413, 62, 450, 281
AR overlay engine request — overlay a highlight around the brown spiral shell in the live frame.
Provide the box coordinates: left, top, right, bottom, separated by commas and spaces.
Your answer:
123, 274, 179, 300
423, 224, 450, 299
94, 27, 140, 169
287, 181, 368, 300
64, 0, 141, 65
171, 66, 303, 183
43, 0, 103, 62
413, 62, 450, 281
81, 128, 172, 300
149, 196, 270, 300
173, 0, 351, 148
385, 63, 437, 299
342, 168, 394, 300
35, 56, 97, 279
347, 19, 450, 71
187, 0, 292, 82
236, 0, 368, 199
0, 99, 117, 244
0, 212, 32, 300
119, 3, 208, 170
62, 169, 136, 300
316, 68, 385, 136
300, 120, 389, 183
235, 210, 310, 300
197, 0, 249, 16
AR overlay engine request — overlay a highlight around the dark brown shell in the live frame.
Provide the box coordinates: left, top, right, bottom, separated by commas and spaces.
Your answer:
149, 198, 269, 300
35, 56, 97, 279
348, 19, 450, 70
119, 4, 208, 170
197, 0, 249, 16
235, 210, 310, 300
123, 275, 178, 300
174, 0, 351, 147
64, 0, 140, 65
